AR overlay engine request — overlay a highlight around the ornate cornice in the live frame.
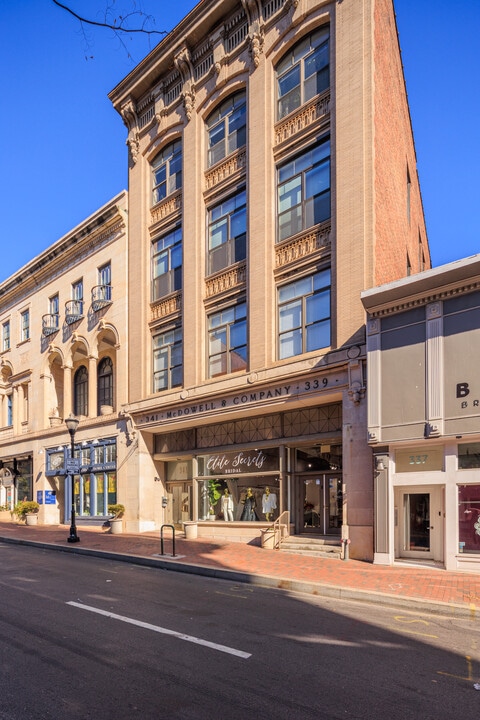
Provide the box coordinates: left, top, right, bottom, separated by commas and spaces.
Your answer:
368, 281, 480, 318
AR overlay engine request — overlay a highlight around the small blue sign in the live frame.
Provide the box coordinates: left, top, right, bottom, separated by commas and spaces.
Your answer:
45, 491, 56, 505
37, 490, 43, 505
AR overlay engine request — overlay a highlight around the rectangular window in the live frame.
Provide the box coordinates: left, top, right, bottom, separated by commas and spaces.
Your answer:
208, 302, 247, 377
153, 327, 183, 392
208, 190, 247, 275
458, 485, 480, 554
278, 269, 331, 359
2, 321, 10, 351
21, 310, 30, 342
458, 443, 480, 469
277, 140, 330, 242
72, 279, 83, 301
152, 140, 182, 205
7, 394, 13, 427
98, 263, 111, 287
49, 294, 59, 316
152, 227, 182, 301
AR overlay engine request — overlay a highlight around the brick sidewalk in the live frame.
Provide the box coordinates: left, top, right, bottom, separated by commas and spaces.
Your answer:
1, 521, 479, 616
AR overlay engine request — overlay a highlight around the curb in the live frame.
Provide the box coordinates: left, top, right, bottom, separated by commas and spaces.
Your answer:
0, 533, 473, 619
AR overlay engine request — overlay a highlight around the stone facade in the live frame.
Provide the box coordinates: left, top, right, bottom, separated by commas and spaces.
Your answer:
105, 0, 429, 558
363, 256, 480, 571
0, 193, 130, 527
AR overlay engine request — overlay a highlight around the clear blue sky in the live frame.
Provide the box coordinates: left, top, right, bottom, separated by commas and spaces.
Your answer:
0, 0, 478, 284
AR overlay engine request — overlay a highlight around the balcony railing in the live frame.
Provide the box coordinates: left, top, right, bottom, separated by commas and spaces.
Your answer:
65, 300, 84, 325
42, 313, 60, 336
91, 285, 112, 312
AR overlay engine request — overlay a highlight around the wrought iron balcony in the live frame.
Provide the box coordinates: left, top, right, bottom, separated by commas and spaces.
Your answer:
42, 313, 60, 336
65, 300, 84, 325
91, 284, 112, 312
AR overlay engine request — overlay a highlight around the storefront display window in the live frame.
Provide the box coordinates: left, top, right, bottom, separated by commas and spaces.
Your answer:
458, 443, 480, 469
197, 476, 280, 522
458, 485, 480, 554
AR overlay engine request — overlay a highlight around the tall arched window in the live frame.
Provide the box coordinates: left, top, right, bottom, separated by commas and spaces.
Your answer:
74, 366, 88, 417
276, 27, 329, 120
97, 357, 114, 413
151, 140, 182, 206
206, 92, 246, 167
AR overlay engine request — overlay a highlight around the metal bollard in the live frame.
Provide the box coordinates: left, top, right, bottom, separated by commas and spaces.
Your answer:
342, 538, 350, 561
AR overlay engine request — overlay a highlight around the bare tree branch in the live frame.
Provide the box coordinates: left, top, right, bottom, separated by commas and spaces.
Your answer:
52, 0, 168, 36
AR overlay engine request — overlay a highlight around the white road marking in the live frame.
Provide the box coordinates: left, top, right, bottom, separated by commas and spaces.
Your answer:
67, 601, 251, 659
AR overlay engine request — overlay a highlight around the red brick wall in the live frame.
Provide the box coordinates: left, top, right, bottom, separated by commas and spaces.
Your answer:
373, 0, 431, 285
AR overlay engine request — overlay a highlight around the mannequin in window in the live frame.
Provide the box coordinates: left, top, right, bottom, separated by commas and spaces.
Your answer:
262, 486, 277, 521
221, 488, 234, 522
240, 487, 258, 521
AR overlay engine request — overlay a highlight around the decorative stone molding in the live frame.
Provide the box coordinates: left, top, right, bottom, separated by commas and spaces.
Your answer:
150, 192, 182, 227
120, 98, 137, 131
205, 148, 247, 191
367, 318, 380, 335
275, 224, 331, 269
275, 92, 330, 145
182, 89, 196, 120
426, 301, 442, 319
205, 263, 247, 299
248, 30, 264, 68
369, 281, 480, 318
126, 132, 140, 164
424, 422, 441, 438
150, 293, 182, 322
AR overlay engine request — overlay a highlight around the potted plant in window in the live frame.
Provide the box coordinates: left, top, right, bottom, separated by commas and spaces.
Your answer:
207, 480, 221, 521
14, 500, 40, 525
108, 503, 125, 534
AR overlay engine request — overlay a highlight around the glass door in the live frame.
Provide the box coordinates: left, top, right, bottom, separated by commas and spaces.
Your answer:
402, 492, 433, 558
301, 474, 342, 535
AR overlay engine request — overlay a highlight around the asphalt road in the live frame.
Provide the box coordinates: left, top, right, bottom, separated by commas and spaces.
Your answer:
0, 543, 478, 719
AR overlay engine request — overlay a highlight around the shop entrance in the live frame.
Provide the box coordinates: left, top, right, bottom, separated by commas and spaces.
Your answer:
166, 483, 190, 528
300, 474, 342, 535
396, 487, 444, 562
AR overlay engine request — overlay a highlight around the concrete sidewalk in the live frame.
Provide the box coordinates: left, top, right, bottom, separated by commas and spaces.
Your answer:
1, 520, 479, 619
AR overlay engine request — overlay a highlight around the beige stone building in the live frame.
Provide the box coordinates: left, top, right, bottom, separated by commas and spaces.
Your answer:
108, 0, 429, 559
0, 192, 131, 528
363, 256, 480, 572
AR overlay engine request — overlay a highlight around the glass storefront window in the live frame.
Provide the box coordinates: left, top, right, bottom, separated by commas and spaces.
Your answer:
458, 443, 480, 469
458, 485, 480, 554
197, 477, 280, 522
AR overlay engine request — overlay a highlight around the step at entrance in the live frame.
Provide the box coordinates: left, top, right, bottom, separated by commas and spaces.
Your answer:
280, 535, 342, 559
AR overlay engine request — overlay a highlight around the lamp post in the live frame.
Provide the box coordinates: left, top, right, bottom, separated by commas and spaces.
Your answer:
65, 414, 80, 543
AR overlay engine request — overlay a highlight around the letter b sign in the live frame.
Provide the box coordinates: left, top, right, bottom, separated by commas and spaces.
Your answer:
456, 382, 470, 398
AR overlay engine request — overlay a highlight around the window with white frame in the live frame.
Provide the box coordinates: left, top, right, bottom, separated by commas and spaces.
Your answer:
277, 139, 330, 242
208, 302, 247, 378
49, 294, 59, 316
278, 269, 331, 359
208, 190, 247, 275
206, 92, 246, 168
276, 27, 329, 120
2, 321, 10, 352
152, 226, 182, 301
153, 327, 182, 392
20, 309, 30, 342
152, 140, 182, 206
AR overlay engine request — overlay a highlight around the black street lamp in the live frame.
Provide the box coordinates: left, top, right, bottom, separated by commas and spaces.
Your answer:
65, 414, 80, 543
